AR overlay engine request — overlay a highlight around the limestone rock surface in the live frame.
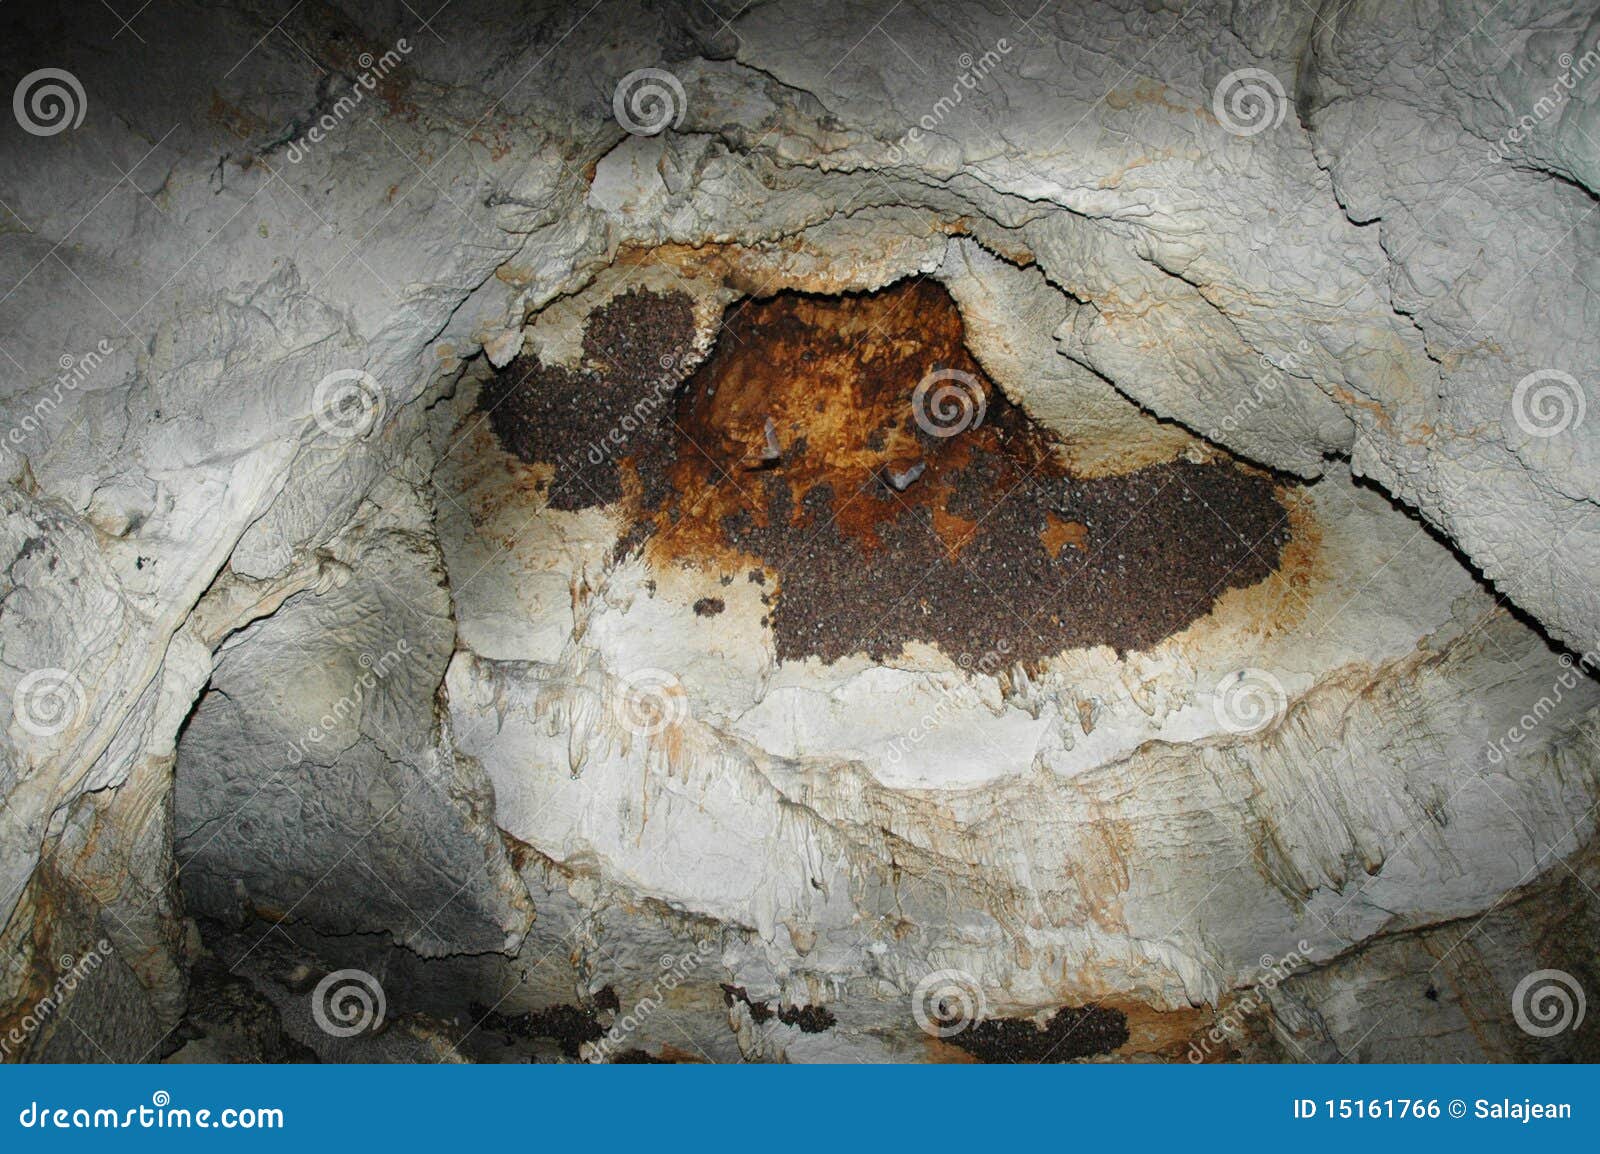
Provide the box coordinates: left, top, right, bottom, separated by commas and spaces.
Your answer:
1, 0, 1595, 1062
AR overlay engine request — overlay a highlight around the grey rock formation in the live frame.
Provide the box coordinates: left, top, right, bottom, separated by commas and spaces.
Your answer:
1, 0, 1595, 1062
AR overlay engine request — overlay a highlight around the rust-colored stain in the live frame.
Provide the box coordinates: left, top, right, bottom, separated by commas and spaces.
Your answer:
1185, 487, 1323, 647
0, 876, 60, 1049
1112, 998, 1226, 1062
637, 279, 1047, 569
654, 1043, 708, 1063
1331, 385, 1393, 430
1041, 512, 1088, 558
1104, 78, 1195, 116
207, 92, 272, 140
481, 278, 1295, 664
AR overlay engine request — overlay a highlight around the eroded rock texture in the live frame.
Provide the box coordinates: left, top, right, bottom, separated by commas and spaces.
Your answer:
0, 0, 1596, 1063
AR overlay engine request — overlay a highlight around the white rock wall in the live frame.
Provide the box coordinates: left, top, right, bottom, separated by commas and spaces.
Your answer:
0, 0, 1595, 1061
